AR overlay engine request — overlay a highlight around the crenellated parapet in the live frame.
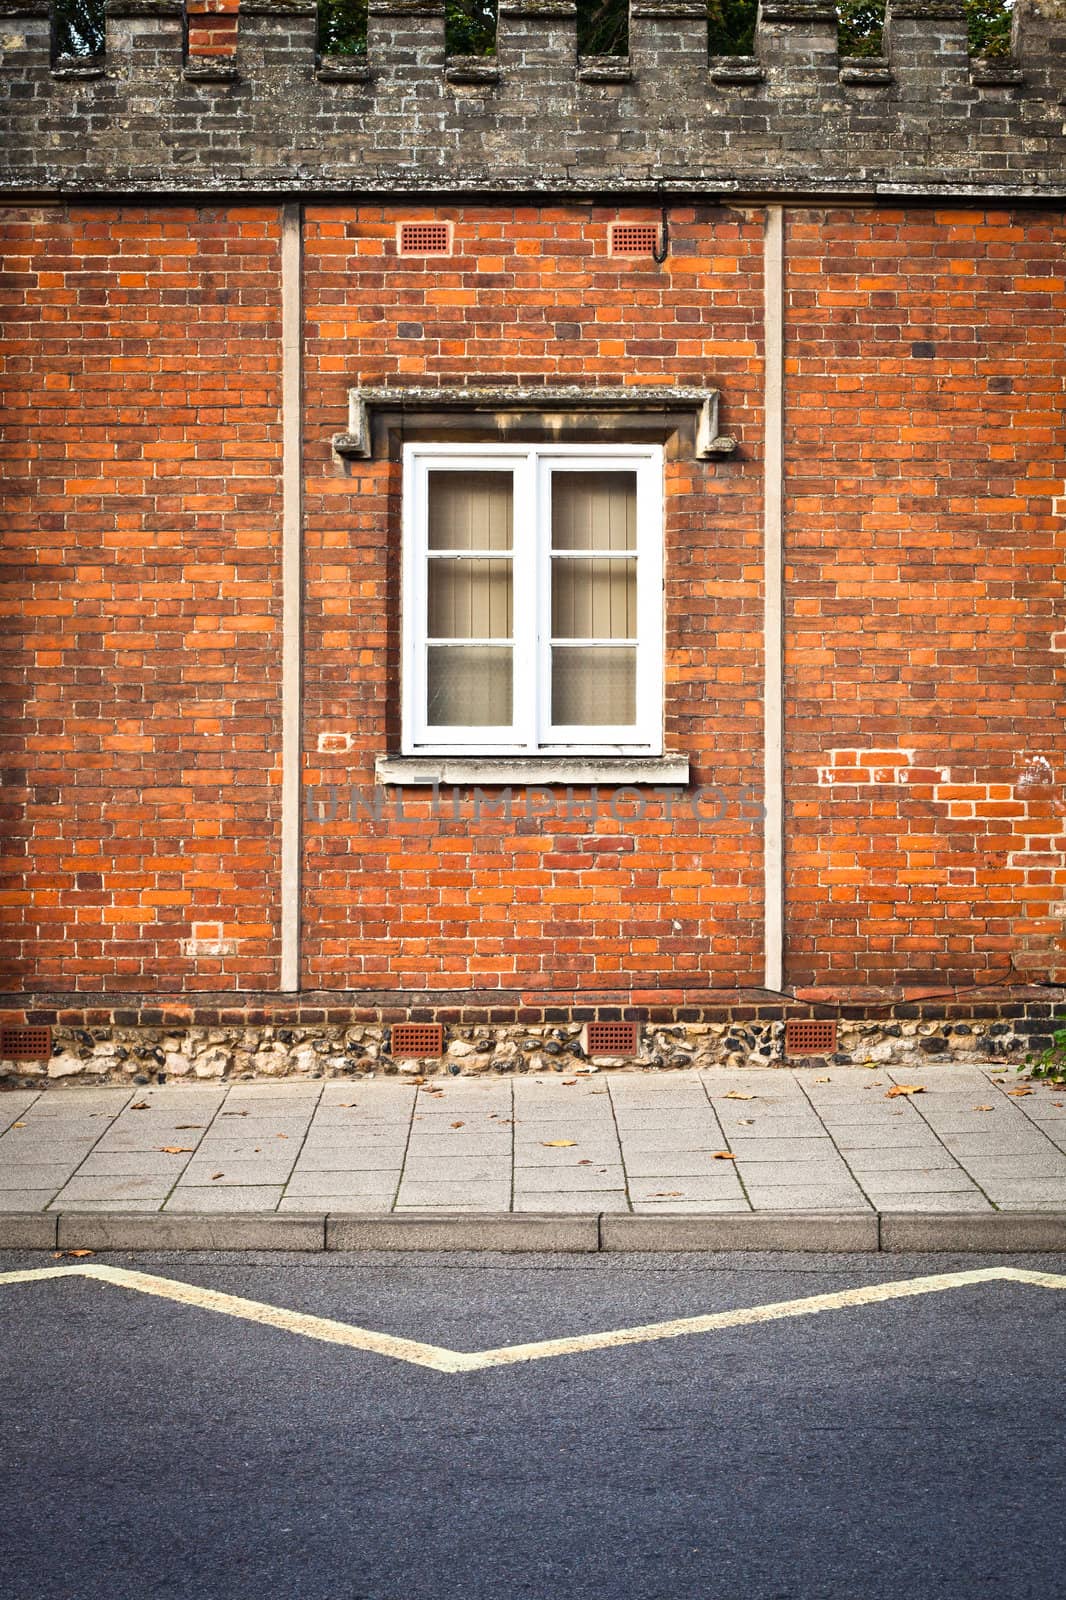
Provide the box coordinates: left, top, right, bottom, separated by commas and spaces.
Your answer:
0, 0, 1064, 197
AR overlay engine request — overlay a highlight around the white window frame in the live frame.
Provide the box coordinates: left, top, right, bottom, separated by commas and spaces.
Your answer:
401, 442, 664, 757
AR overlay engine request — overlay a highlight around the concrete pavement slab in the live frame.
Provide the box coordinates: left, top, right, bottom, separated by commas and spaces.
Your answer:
282, 1171, 399, 1197
742, 1187, 871, 1211
162, 1186, 286, 1211
0, 1191, 65, 1214
850, 1169, 980, 1194
395, 1182, 512, 1209
49, 1175, 175, 1206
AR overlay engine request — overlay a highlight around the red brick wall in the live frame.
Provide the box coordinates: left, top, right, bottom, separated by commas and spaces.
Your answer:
1, 200, 1062, 1000
785, 206, 1066, 988
0, 205, 284, 991
301, 203, 767, 994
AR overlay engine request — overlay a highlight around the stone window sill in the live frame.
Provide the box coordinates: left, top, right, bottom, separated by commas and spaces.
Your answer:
375, 755, 690, 787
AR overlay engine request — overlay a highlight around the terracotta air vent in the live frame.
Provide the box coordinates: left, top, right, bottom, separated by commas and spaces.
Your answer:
0, 1025, 52, 1061
397, 221, 453, 257
608, 222, 661, 258
785, 1019, 837, 1057
585, 1021, 640, 1058
391, 1022, 445, 1058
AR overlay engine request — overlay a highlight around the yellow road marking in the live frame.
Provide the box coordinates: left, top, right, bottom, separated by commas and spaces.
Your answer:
1, 1263, 1063, 1375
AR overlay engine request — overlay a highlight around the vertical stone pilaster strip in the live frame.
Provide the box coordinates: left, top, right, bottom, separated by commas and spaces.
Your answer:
280, 202, 303, 992
763, 205, 785, 994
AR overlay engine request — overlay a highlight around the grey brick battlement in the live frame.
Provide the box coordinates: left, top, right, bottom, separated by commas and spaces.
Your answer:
1, 0, 1064, 198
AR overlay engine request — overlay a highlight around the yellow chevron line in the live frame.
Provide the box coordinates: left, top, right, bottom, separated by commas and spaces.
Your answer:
2, 1263, 1064, 1374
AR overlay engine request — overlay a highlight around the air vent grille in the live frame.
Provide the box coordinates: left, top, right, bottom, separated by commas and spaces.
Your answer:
391, 1022, 445, 1058
785, 1019, 837, 1057
0, 1025, 52, 1061
397, 221, 453, 257
608, 222, 660, 258
586, 1021, 640, 1058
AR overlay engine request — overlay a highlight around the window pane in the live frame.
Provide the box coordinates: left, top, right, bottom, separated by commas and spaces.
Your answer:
427, 646, 513, 727
552, 556, 636, 640
428, 558, 513, 639
551, 646, 636, 726
428, 471, 513, 550
551, 472, 636, 551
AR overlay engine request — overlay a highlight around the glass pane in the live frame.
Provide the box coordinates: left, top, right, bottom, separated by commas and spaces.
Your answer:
552, 556, 636, 640
428, 558, 512, 639
428, 471, 513, 550
551, 472, 636, 551
551, 646, 636, 726
427, 646, 513, 727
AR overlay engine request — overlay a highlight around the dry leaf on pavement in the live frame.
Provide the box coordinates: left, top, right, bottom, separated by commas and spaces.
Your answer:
211, 1172, 224, 1180
53, 1249, 94, 1259
562, 1079, 577, 1086
11, 1121, 25, 1129
814, 1076, 831, 1084
451, 1121, 465, 1129
175, 1124, 202, 1130
542, 1139, 577, 1147
886, 1085, 924, 1098
711, 1151, 736, 1160
723, 1091, 755, 1100
974, 1105, 994, 1112
159, 1146, 193, 1155
1007, 1088, 1032, 1098
130, 1101, 150, 1110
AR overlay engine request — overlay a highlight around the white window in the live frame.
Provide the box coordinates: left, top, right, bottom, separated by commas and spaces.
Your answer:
401, 444, 663, 756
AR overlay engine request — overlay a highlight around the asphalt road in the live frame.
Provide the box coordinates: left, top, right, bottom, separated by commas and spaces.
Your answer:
1, 1249, 1064, 1600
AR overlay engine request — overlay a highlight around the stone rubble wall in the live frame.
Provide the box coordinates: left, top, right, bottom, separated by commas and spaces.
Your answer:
1, 0, 1065, 198
1, 1012, 1060, 1087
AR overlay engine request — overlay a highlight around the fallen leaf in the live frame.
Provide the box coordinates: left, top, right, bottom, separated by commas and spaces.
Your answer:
973, 1105, 994, 1113
130, 1101, 150, 1111
11, 1121, 25, 1128
562, 1079, 577, 1087
723, 1091, 755, 1101
1007, 1088, 1032, 1098
578, 1159, 593, 1166
711, 1151, 736, 1160
174, 1124, 202, 1130
651, 1191, 684, 1198
337, 1102, 357, 1108
221, 1110, 248, 1117
451, 1121, 465, 1129
813, 1076, 831, 1084
739, 1118, 755, 1126
52, 1249, 94, 1259
159, 1146, 193, 1155
275, 1132, 288, 1139
886, 1085, 925, 1098
542, 1139, 577, 1147
211, 1172, 224, 1180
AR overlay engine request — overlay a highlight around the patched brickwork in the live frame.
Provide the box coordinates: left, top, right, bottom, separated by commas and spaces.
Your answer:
786, 207, 1066, 986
